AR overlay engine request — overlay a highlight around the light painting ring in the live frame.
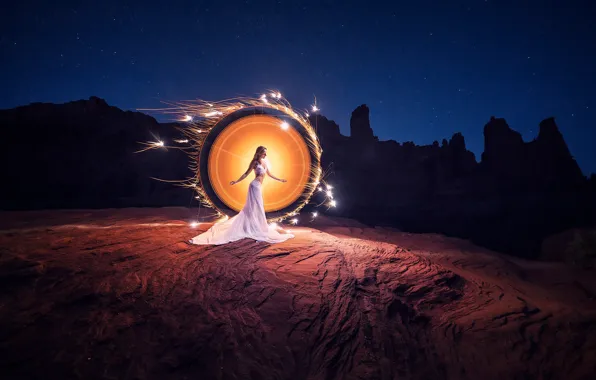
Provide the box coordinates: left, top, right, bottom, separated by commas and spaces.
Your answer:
198, 106, 320, 220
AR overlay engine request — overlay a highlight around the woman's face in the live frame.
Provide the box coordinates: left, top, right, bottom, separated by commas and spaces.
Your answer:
261, 149, 267, 159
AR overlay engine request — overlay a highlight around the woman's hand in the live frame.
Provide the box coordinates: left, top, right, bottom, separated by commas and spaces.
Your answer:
230, 180, 236, 185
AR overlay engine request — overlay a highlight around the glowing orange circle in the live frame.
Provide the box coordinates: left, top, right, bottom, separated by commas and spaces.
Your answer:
207, 114, 312, 212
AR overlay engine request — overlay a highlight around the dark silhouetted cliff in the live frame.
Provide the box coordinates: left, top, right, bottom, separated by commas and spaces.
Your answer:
310, 108, 595, 258
1, 98, 594, 258
0, 97, 190, 209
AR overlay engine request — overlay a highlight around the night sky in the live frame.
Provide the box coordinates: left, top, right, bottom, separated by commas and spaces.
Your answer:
2, 0, 595, 173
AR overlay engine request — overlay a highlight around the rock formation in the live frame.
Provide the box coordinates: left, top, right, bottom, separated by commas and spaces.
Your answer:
0, 97, 594, 259
0, 97, 190, 209
480, 116, 585, 193
350, 104, 377, 142
308, 110, 594, 258
532, 117, 586, 190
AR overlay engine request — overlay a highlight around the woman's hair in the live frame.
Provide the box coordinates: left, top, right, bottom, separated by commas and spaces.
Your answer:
250, 146, 267, 167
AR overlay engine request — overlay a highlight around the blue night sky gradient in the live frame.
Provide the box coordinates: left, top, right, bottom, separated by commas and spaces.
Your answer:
2, 0, 595, 173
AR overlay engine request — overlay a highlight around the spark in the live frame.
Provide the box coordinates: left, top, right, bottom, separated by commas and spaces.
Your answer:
204, 110, 223, 117
329, 200, 337, 207
189, 221, 199, 228
326, 184, 333, 189
291, 218, 298, 225
134, 140, 165, 153
312, 211, 318, 218
280, 121, 289, 130
326, 190, 333, 198
175, 139, 189, 143
311, 105, 319, 112
183, 115, 193, 122
318, 187, 323, 191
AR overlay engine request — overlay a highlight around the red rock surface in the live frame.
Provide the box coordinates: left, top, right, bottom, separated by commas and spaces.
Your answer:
0, 208, 595, 379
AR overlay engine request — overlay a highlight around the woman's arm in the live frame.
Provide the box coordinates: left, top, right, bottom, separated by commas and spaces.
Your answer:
230, 163, 253, 185
266, 168, 286, 182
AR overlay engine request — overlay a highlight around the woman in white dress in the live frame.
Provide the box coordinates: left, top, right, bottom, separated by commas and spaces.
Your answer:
189, 146, 295, 245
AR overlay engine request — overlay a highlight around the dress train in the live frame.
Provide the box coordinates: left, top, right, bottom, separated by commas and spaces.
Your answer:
189, 177, 294, 245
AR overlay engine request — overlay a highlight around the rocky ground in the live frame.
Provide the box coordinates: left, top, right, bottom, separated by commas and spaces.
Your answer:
0, 208, 595, 380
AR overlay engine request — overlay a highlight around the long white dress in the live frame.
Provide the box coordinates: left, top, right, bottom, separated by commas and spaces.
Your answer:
189, 163, 295, 245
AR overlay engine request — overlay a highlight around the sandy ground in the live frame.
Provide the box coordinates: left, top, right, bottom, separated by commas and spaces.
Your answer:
0, 208, 595, 380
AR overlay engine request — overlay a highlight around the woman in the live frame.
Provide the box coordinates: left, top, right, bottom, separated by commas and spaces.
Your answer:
189, 146, 295, 245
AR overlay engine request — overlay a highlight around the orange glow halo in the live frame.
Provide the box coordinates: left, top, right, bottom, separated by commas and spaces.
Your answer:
208, 114, 311, 212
